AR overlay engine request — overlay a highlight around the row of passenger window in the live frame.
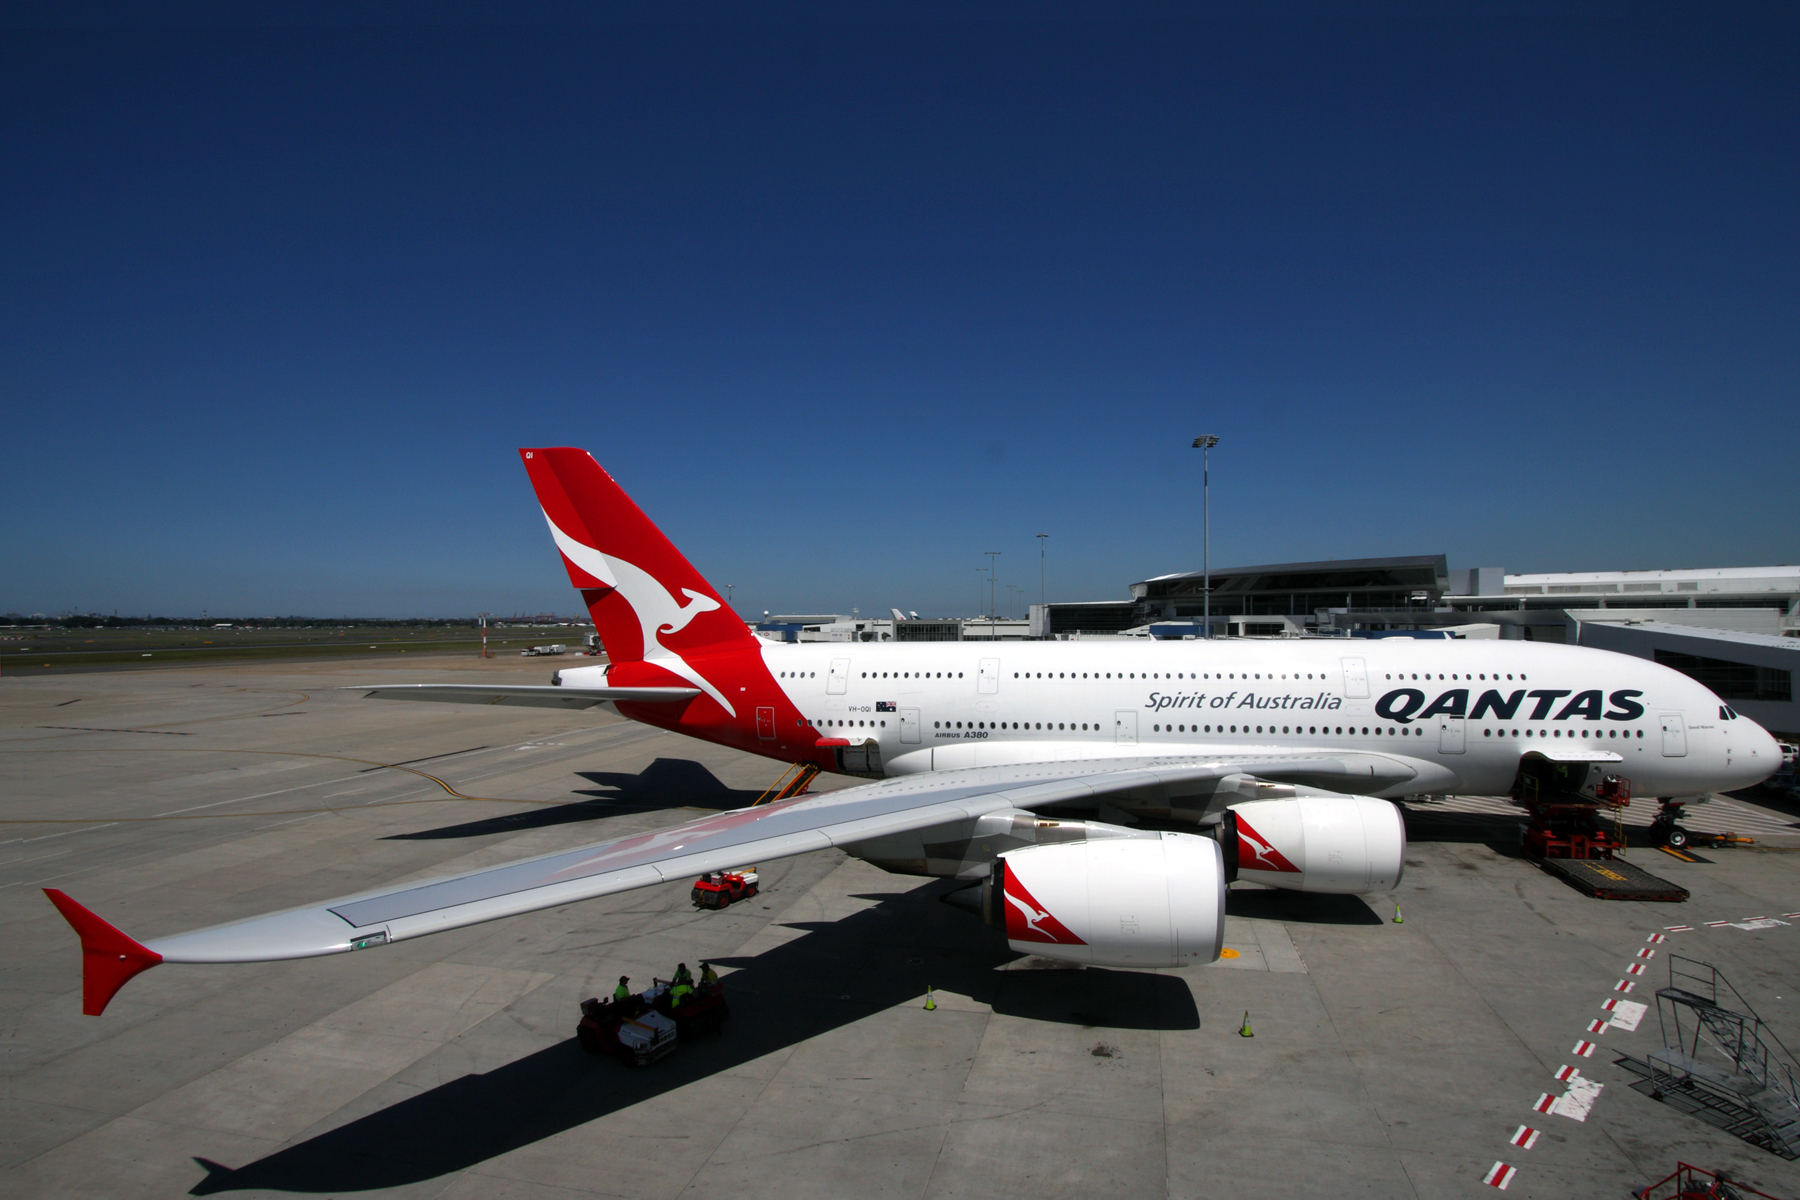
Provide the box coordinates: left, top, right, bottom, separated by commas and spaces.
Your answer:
1146, 723, 1644, 740
803, 717, 1645, 741
794, 667, 1533, 685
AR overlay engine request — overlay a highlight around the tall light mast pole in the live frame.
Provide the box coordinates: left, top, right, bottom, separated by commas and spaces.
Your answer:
1191, 436, 1219, 638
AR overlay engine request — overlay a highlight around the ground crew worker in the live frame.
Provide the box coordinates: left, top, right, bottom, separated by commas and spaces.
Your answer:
672, 963, 693, 988
613, 976, 631, 1002
670, 979, 693, 1007
700, 961, 718, 985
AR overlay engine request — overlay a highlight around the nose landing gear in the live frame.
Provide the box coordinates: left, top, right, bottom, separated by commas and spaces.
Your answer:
1651, 798, 1753, 851
1649, 800, 1691, 850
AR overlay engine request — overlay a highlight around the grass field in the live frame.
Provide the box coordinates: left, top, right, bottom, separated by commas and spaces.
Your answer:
0, 625, 590, 675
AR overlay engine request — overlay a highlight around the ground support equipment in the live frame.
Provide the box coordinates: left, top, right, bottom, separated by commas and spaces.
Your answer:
576, 992, 680, 1067
692, 869, 758, 909
1536, 856, 1690, 901
650, 978, 729, 1039
1516, 761, 1688, 900
1633, 1161, 1783, 1199
1615, 956, 1800, 1159
751, 762, 819, 806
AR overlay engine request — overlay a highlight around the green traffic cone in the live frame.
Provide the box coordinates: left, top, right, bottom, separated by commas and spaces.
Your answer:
1239, 1010, 1254, 1038
924, 985, 936, 1011
1393, 904, 1404, 924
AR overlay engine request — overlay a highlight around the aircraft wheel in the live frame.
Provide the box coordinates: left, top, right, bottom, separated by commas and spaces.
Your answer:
1667, 827, 1690, 850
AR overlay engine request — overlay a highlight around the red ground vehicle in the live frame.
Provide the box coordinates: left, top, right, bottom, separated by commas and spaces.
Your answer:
575, 992, 678, 1066
692, 869, 758, 909
576, 978, 729, 1064
650, 977, 730, 1039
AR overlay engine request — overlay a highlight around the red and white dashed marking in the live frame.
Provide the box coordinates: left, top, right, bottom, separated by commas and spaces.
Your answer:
1586, 1019, 1609, 1034
1614, 979, 1636, 993
1533, 1093, 1555, 1113
1483, 1162, 1517, 1189
1646, 933, 1667, 943
1784, 913, 1800, 920
1705, 920, 1731, 927
1554, 1064, 1580, 1082
1635, 947, 1656, 959
1572, 1040, 1597, 1057
1626, 963, 1646, 976
1510, 1125, 1540, 1150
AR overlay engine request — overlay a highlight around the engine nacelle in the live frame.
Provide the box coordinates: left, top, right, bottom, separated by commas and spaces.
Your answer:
988, 832, 1225, 968
1224, 796, 1406, 894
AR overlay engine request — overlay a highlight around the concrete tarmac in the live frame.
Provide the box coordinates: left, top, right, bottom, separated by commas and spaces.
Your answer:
5, 658, 1800, 1199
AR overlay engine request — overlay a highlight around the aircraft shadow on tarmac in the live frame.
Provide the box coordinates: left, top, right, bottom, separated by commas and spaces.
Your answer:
385, 758, 763, 841
187, 879, 1198, 1195
1396, 806, 1529, 855
1224, 888, 1383, 925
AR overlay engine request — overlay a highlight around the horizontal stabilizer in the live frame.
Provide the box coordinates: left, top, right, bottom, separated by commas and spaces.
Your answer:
43, 890, 162, 1016
346, 684, 699, 710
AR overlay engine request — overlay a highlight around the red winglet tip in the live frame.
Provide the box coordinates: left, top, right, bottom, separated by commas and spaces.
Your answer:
43, 889, 163, 1016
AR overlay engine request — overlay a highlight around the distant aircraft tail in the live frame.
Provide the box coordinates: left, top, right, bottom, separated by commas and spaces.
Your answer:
519, 448, 756, 664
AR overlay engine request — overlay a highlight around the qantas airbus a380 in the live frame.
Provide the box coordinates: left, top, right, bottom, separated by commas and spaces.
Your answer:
46, 448, 1782, 1015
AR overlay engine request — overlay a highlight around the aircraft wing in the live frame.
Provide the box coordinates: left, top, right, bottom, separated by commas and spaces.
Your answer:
44, 750, 1416, 1014
345, 683, 699, 710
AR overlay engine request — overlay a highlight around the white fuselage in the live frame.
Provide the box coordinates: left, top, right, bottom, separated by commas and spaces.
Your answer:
750, 637, 1779, 798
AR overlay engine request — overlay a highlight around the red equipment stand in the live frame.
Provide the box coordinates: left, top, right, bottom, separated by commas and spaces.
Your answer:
1519, 767, 1630, 861
1634, 1161, 1781, 1200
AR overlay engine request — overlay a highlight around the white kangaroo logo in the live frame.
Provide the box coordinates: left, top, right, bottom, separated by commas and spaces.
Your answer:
542, 513, 734, 716
1003, 882, 1069, 941
1239, 828, 1293, 871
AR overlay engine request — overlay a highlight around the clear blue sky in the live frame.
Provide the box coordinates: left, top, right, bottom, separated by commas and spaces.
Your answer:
5, 3, 1795, 620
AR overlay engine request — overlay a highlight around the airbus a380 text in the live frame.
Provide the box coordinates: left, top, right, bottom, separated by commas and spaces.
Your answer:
44, 448, 1781, 1017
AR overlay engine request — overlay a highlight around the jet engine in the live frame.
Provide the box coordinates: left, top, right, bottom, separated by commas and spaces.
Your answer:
982, 832, 1225, 968
1223, 796, 1406, 894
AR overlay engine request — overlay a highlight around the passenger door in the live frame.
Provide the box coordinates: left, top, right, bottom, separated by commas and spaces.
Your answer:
1114, 710, 1138, 745
978, 658, 1000, 695
1341, 657, 1369, 699
827, 658, 850, 696
1660, 712, 1688, 757
1437, 715, 1465, 754
755, 706, 775, 741
899, 707, 922, 745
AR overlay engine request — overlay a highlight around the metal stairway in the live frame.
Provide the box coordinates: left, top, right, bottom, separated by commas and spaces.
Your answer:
1640, 955, 1800, 1158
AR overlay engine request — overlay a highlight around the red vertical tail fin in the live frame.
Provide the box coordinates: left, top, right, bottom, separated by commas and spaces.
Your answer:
519, 448, 755, 664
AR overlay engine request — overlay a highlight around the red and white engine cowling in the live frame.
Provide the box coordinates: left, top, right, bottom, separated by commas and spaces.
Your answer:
991, 832, 1225, 968
1225, 796, 1406, 893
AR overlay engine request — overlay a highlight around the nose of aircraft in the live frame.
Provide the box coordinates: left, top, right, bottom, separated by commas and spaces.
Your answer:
1731, 718, 1784, 790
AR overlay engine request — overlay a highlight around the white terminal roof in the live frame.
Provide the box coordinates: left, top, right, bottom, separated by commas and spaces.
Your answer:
1592, 620, 1800, 652
1505, 565, 1800, 594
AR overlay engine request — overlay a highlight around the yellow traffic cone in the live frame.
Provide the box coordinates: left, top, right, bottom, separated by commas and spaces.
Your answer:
1393, 904, 1404, 924
924, 986, 936, 1011
1238, 1010, 1254, 1038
